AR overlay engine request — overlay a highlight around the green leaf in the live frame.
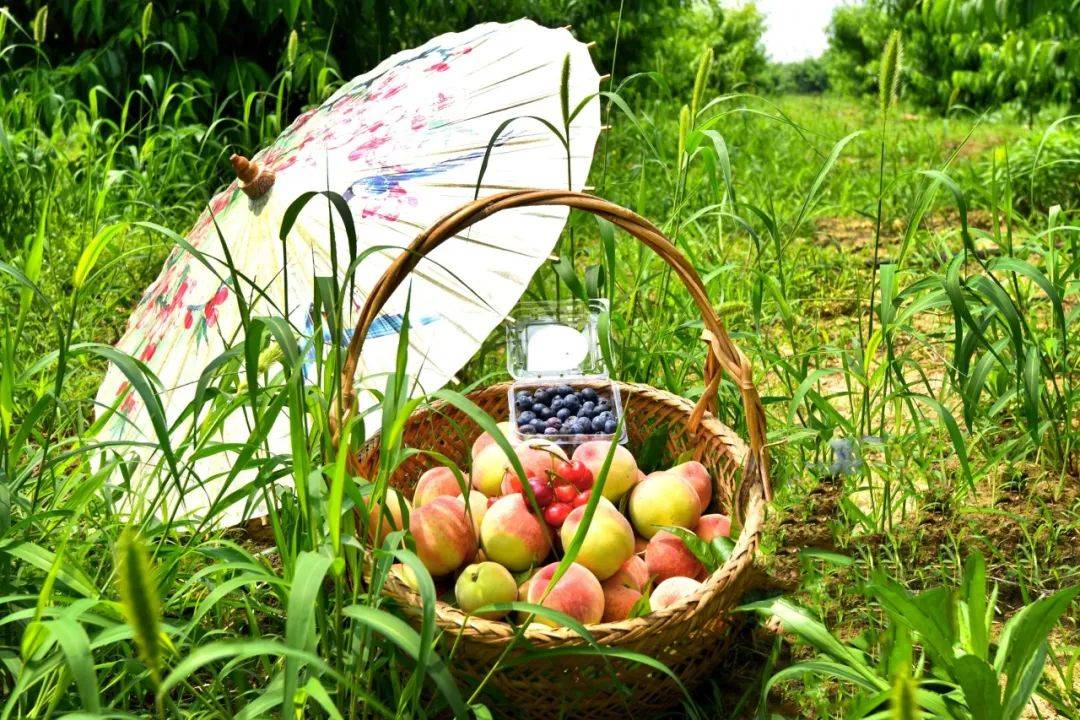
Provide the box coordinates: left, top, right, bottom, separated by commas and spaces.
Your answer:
282, 551, 332, 718
952, 654, 1002, 720
44, 619, 101, 713
342, 605, 467, 719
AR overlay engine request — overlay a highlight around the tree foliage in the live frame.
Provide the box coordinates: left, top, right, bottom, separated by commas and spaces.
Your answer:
824, 0, 1080, 112
5, 0, 766, 122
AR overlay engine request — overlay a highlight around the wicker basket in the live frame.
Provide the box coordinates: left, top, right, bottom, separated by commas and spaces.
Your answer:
334, 190, 772, 719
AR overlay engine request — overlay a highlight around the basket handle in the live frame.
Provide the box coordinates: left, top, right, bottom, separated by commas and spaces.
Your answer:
336, 189, 771, 502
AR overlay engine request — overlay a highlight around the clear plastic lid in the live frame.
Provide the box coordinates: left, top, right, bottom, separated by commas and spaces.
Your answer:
504, 299, 609, 380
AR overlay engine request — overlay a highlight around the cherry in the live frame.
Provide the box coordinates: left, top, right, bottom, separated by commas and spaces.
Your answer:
543, 502, 573, 528
572, 489, 591, 508
528, 476, 553, 507
554, 484, 578, 504
557, 460, 594, 491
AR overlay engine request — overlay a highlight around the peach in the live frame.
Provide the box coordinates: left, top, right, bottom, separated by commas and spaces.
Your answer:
601, 584, 642, 623
696, 513, 731, 542
463, 490, 489, 537
479, 494, 550, 571
572, 441, 638, 501
366, 487, 411, 546
509, 438, 568, 484
628, 471, 701, 539
472, 439, 567, 496
646, 531, 705, 583
604, 555, 649, 592
526, 562, 604, 626
649, 576, 703, 611
410, 496, 477, 576
471, 443, 513, 496
634, 536, 649, 555
667, 461, 712, 513
413, 466, 464, 507
560, 498, 635, 580
455, 561, 518, 619
470, 421, 515, 461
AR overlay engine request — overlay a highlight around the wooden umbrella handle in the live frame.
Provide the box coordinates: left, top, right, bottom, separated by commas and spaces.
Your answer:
336, 189, 771, 502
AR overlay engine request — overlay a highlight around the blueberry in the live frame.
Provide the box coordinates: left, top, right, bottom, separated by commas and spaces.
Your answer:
551, 396, 565, 411
546, 417, 561, 428
595, 400, 611, 413
519, 424, 536, 435
556, 407, 571, 421
574, 419, 592, 434
543, 426, 559, 435
591, 416, 607, 432
603, 420, 618, 434
580, 387, 598, 401
515, 396, 533, 411
533, 389, 552, 405
562, 394, 580, 410
580, 401, 596, 415
560, 422, 573, 433
531, 419, 547, 433
555, 384, 574, 397
517, 410, 536, 424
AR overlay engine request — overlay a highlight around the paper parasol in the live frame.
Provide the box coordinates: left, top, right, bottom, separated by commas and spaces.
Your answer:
95, 19, 601, 526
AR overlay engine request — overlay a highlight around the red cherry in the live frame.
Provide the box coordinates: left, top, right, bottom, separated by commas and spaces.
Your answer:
572, 489, 591, 507
554, 484, 578, 504
501, 475, 524, 495
528, 477, 554, 507
544, 502, 573, 527
557, 460, 594, 491
569, 461, 594, 491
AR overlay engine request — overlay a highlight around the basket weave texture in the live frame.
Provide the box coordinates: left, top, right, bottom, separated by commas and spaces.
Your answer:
336, 190, 771, 718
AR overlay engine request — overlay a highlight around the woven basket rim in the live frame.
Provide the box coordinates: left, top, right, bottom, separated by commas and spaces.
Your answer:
374, 379, 766, 647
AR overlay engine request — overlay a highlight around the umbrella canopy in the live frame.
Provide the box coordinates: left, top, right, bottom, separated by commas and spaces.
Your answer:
96, 19, 601, 526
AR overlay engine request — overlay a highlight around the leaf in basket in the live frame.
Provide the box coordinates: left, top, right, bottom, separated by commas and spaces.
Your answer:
636, 423, 672, 473
658, 525, 730, 573
628, 587, 653, 619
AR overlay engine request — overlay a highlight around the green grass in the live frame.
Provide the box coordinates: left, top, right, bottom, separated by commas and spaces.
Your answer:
1, 32, 1078, 720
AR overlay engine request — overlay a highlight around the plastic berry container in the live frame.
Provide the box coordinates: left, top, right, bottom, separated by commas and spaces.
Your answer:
503, 299, 628, 449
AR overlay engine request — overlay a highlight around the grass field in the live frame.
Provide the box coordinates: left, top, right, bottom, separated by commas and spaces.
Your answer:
2, 34, 1078, 719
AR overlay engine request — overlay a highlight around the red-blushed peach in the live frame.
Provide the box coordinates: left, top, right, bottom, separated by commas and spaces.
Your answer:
526, 562, 604, 626
649, 576, 703, 612
696, 513, 731, 542
560, 498, 635, 580
454, 561, 518, 619
628, 471, 701, 538
413, 466, 464, 507
506, 438, 568, 486
634, 536, 649, 555
646, 531, 705, 583
604, 555, 649, 592
601, 584, 642, 623
480, 494, 550, 571
572, 441, 638, 501
463, 490, 489, 536
366, 487, 411, 546
666, 461, 713, 513
410, 496, 477, 576
470, 421, 515, 462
